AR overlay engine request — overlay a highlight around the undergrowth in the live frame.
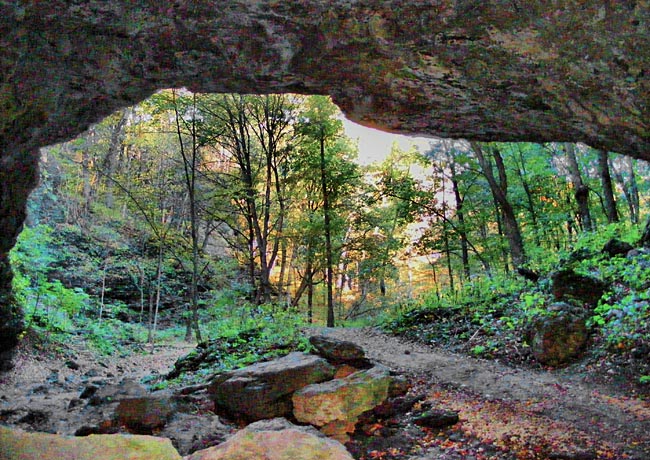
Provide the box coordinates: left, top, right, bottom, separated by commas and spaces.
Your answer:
381, 225, 650, 389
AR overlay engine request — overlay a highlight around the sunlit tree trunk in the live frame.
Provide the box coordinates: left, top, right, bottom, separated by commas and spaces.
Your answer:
319, 131, 335, 327
472, 142, 527, 268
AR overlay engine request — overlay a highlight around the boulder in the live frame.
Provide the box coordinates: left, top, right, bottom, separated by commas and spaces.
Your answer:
208, 352, 335, 422
0, 426, 182, 460
551, 269, 608, 308
161, 413, 231, 456
309, 335, 369, 366
293, 365, 393, 442
602, 239, 634, 258
526, 309, 589, 367
185, 418, 353, 460
88, 378, 148, 406
114, 396, 177, 434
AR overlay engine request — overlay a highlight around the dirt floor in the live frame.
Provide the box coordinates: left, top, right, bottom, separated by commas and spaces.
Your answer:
1, 327, 649, 459
314, 327, 650, 460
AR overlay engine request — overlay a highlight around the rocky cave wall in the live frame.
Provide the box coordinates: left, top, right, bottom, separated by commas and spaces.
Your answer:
1, 1, 649, 366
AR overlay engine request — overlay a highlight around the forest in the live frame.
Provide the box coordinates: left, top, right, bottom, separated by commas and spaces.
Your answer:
4, 91, 650, 459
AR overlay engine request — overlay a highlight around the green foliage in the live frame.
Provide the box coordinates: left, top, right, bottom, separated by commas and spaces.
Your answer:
382, 274, 531, 351
156, 303, 311, 388
10, 225, 90, 332
80, 318, 152, 355
201, 302, 310, 363
572, 222, 639, 255
588, 290, 650, 349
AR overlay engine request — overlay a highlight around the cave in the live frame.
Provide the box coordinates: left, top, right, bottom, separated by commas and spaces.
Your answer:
1, 1, 649, 367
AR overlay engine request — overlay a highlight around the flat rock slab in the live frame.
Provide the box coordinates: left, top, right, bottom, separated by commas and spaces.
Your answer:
186, 418, 354, 460
293, 365, 393, 441
309, 335, 370, 366
208, 352, 335, 421
0, 426, 182, 460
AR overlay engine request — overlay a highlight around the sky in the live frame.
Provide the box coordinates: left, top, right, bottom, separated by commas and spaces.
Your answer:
341, 117, 434, 165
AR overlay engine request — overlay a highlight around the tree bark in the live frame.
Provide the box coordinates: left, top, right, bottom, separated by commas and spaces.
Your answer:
640, 215, 650, 248
102, 109, 129, 209
625, 157, 640, 225
611, 156, 639, 224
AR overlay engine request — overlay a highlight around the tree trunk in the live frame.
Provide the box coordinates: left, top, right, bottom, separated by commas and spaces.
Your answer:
307, 257, 314, 324
449, 162, 470, 279
640, 215, 650, 248
625, 157, 640, 225
472, 142, 527, 267
611, 156, 639, 224
173, 90, 202, 342
564, 143, 594, 232
597, 150, 619, 224
514, 144, 541, 246
102, 109, 129, 209
319, 132, 335, 327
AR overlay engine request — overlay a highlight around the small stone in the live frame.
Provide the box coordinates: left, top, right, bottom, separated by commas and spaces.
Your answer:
79, 385, 98, 399
412, 409, 459, 429
65, 359, 80, 370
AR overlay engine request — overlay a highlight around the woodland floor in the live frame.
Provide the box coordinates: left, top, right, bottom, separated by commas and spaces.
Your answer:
1, 327, 649, 460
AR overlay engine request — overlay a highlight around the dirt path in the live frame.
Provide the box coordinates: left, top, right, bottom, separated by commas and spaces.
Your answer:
311, 327, 650, 459
0, 334, 195, 436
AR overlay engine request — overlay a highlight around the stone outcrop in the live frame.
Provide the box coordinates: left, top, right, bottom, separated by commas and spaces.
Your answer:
208, 352, 336, 421
293, 365, 393, 442
412, 409, 460, 429
525, 305, 589, 367
0, 425, 182, 460
185, 418, 354, 460
551, 269, 608, 308
2, 1, 650, 364
602, 238, 635, 258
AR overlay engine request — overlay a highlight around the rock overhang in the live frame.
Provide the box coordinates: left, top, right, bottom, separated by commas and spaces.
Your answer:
0, 1, 648, 158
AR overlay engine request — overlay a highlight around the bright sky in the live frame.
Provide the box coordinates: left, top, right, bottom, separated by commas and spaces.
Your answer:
341, 117, 433, 165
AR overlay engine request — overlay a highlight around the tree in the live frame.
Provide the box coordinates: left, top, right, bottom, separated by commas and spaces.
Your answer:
563, 143, 594, 232
200, 94, 297, 304
471, 142, 527, 267
596, 149, 619, 224
611, 155, 640, 224
296, 96, 359, 326
171, 90, 203, 342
